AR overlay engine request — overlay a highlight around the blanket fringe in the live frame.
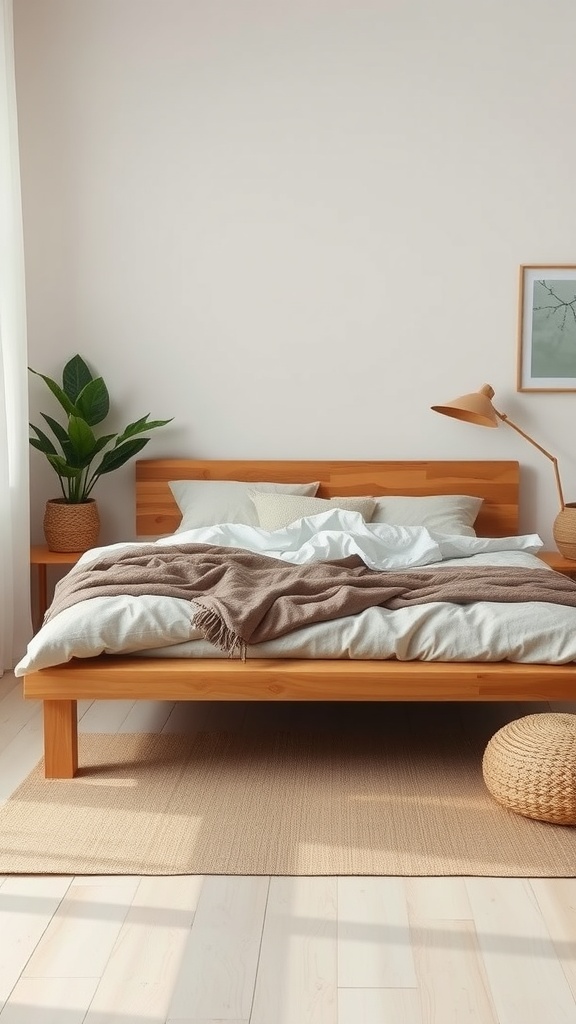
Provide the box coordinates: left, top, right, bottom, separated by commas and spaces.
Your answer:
193, 603, 247, 661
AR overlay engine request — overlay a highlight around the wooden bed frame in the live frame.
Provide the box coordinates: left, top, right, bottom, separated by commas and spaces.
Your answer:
24, 458, 576, 778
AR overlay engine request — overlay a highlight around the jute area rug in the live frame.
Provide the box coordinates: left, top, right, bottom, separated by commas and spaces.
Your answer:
1, 703, 574, 876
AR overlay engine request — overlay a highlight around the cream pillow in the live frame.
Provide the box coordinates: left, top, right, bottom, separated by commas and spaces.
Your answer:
170, 479, 320, 531
251, 492, 376, 531
370, 494, 483, 537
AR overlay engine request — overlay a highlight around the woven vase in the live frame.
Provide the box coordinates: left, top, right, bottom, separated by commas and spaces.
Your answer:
43, 498, 100, 553
553, 503, 576, 560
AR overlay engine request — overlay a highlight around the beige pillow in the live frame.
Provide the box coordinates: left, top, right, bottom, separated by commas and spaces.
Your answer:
251, 492, 376, 531
169, 479, 320, 531
370, 494, 483, 537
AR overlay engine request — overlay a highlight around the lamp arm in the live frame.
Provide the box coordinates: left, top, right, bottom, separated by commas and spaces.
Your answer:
495, 410, 565, 512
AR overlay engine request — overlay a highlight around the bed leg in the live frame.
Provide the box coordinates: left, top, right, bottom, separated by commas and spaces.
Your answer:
43, 700, 78, 779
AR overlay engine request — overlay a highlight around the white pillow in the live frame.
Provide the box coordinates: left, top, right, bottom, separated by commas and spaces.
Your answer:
169, 479, 320, 531
251, 492, 376, 531
370, 494, 483, 537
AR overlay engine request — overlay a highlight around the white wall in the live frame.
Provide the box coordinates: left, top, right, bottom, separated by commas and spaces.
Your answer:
13, 0, 576, 545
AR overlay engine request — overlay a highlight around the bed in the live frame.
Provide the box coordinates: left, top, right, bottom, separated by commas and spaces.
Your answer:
19, 457, 576, 778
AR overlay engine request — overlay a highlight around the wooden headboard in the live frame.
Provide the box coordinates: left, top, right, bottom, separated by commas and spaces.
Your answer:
135, 459, 520, 538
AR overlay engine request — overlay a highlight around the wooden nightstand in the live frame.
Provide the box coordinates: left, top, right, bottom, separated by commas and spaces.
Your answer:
30, 545, 84, 627
538, 550, 576, 578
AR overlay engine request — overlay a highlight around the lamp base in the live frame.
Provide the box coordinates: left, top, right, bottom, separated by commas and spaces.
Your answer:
553, 504, 576, 561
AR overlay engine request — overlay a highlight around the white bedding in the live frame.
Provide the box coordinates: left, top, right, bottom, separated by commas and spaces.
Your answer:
16, 511, 576, 674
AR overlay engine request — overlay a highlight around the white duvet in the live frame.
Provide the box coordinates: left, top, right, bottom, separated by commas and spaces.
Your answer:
15, 510, 576, 674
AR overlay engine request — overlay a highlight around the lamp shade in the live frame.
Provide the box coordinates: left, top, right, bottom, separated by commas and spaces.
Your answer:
431, 384, 499, 428
430, 381, 568, 523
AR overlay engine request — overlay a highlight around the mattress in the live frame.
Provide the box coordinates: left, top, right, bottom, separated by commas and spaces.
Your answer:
15, 511, 576, 674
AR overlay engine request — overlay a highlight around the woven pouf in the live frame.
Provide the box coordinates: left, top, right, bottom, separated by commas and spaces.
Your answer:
482, 713, 576, 825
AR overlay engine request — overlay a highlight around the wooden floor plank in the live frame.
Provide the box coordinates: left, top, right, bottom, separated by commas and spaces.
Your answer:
117, 698, 175, 733
0, 675, 20, 701
411, 918, 498, 1023
84, 875, 203, 1024
77, 699, 135, 734
167, 875, 269, 1022
405, 877, 473, 922
250, 877, 337, 1024
338, 877, 417, 988
530, 879, 576, 1003
0, 713, 44, 804
0, 877, 72, 1007
339, 988, 423, 1024
466, 878, 576, 1024
0, 976, 99, 1023
23, 881, 140, 979
0, 682, 41, 754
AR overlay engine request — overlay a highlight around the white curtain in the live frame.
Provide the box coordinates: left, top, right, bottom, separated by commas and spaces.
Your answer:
0, 0, 32, 671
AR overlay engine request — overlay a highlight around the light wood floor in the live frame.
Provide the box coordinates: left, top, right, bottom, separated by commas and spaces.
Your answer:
1, 671, 576, 1024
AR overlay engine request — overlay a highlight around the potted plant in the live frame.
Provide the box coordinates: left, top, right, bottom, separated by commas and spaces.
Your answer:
29, 353, 173, 551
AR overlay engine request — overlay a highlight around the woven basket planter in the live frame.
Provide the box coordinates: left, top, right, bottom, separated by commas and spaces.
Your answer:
482, 713, 576, 825
553, 503, 576, 560
43, 498, 100, 553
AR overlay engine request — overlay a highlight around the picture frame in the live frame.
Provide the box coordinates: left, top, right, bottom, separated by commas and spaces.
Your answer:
517, 265, 576, 392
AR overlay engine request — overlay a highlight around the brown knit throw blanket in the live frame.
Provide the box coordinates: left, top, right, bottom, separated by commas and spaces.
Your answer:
43, 542, 576, 658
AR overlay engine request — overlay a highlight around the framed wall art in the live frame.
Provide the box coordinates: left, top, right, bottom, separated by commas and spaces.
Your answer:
517, 264, 576, 392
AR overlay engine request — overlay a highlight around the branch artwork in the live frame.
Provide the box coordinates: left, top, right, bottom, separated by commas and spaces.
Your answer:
517, 265, 576, 392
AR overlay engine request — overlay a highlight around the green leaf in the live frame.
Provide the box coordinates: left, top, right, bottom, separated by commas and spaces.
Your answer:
29, 368, 78, 417
46, 454, 82, 479
89, 433, 116, 454
67, 416, 97, 462
70, 431, 117, 471
62, 354, 93, 403
115, 415, 173, 445
75, 377, 110, 426
40, 414, 73, 457
29, 424, 59, 456
95, 437, 150, 475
